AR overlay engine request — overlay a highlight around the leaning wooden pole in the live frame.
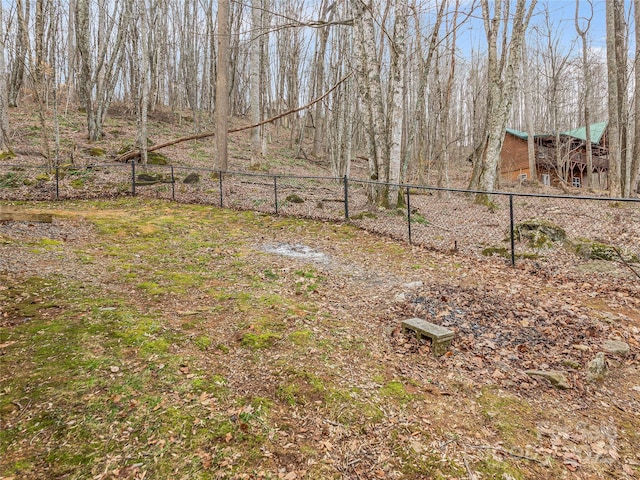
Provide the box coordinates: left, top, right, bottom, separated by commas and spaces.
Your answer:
115, 73, 353, 163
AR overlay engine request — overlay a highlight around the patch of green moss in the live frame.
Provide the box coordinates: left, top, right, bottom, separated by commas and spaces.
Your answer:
482, 246, 509, 257
512, 219, 566, 249
570, 238, 639, 263
0, 150, 16, 160
289, 330, 312, 346
285, 194, 304, 204
88, 147, 106, 157
0, 172, 23, 188
193, 335, 212, 351
380, 380, 413, 404
241, 332, 281, 349
147, 151, 169, 165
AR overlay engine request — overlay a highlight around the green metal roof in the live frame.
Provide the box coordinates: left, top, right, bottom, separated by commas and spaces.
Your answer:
505, 122, 608, 144
505, 128, 529, 140
561, 121, 608, 144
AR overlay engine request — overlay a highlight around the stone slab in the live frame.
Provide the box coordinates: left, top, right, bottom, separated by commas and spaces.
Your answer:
402, 318, 454, 356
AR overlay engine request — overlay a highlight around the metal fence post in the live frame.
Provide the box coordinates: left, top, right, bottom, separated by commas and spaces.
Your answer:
131, 160, 136, 196
509, 194, 515, 267
219, 171, 223, 208
170, 166, 175, 201
274, 175, 279, 215
55, 166, 59, 200
406, 186, 412, 245
343, 175, 349, 220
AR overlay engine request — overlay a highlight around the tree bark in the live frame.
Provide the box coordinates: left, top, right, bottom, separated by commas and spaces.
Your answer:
386, 0, 408, 207
137, 0, 150, 165
249, 0, 263, 166
474, 0, 537, 198
75, 0, 129, 141
0, 4, 10, 152
8, 0, 29, 108
606, 0, 622, 197
633, 0, 640, 194
216, 0, 231, 170
522, 41, 537, 183
575, 0, 594, 189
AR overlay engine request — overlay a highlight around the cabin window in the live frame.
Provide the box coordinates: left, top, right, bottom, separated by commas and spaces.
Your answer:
572, 177, 581, 188
541, 174, 550, 186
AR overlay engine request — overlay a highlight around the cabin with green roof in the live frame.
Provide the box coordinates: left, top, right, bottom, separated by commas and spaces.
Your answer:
500, 122, 609, 189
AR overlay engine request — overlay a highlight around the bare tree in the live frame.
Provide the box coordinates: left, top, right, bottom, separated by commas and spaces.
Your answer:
216, 0, 230, 170
605, 0, 627, 197
137, 0, 150, 164
75, 0, 130, 141
0, 3, 11, 152
575, 0, 594, 189
8, 0, 29, 108
249, 0, 264, 165
521, 40, 537, 183
386, 0, 408, 207
633, 0, 640, 195
470, 0, 537, 199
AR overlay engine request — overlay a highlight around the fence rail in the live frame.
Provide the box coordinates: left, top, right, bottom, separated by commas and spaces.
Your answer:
1, 162, 639, 270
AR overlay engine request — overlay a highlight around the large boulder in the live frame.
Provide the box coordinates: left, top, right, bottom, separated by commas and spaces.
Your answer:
513, 219, 566, 250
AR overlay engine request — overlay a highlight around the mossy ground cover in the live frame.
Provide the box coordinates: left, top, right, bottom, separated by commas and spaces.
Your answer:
1, 199, 638, 479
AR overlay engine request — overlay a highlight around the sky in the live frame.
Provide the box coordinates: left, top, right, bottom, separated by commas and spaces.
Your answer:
458, 0, 630, 56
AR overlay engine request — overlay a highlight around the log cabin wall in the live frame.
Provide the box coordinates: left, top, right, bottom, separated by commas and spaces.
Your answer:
500, 132, 531, 182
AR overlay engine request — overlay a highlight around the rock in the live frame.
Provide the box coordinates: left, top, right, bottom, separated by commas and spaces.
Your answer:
286, 194, 304, 204
586, 352, 608, 382
183, 172, 200, 184
570, 238, 639, 263
394, 292, 406, 303
147, 151, 169, 165
137, 173, 159, 182
403, 281, 423, 290
525, 370, 571, 389
603, 340, 630, 357
572, 344, 590, 351
513, 219, 566, 249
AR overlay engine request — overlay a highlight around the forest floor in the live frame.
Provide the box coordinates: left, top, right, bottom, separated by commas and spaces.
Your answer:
0, 199, 639, 480
1, 105, 640, 479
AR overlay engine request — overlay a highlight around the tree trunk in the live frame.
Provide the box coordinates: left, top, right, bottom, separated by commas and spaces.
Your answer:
606, 0, 622, 197
75, 0, 129, 141
386, 0, 408, 208
216, 0, 230, 171
8, 0, 29, 108
137, 0, 150, 165
475, 0, 537, 198
522, 41, 537, 183
249, 0, 263, 166
575, 0, 594, 189
0, 4, 10, 151
633, 0, 640, 194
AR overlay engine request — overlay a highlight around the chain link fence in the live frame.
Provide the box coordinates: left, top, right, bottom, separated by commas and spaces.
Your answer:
1, 162, 638, 271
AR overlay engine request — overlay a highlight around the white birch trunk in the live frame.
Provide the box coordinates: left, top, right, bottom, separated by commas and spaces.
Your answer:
387, 0, 408, 207
249, 0, 262, 165
477, 0, 537, 197
137, 0, 150, 165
